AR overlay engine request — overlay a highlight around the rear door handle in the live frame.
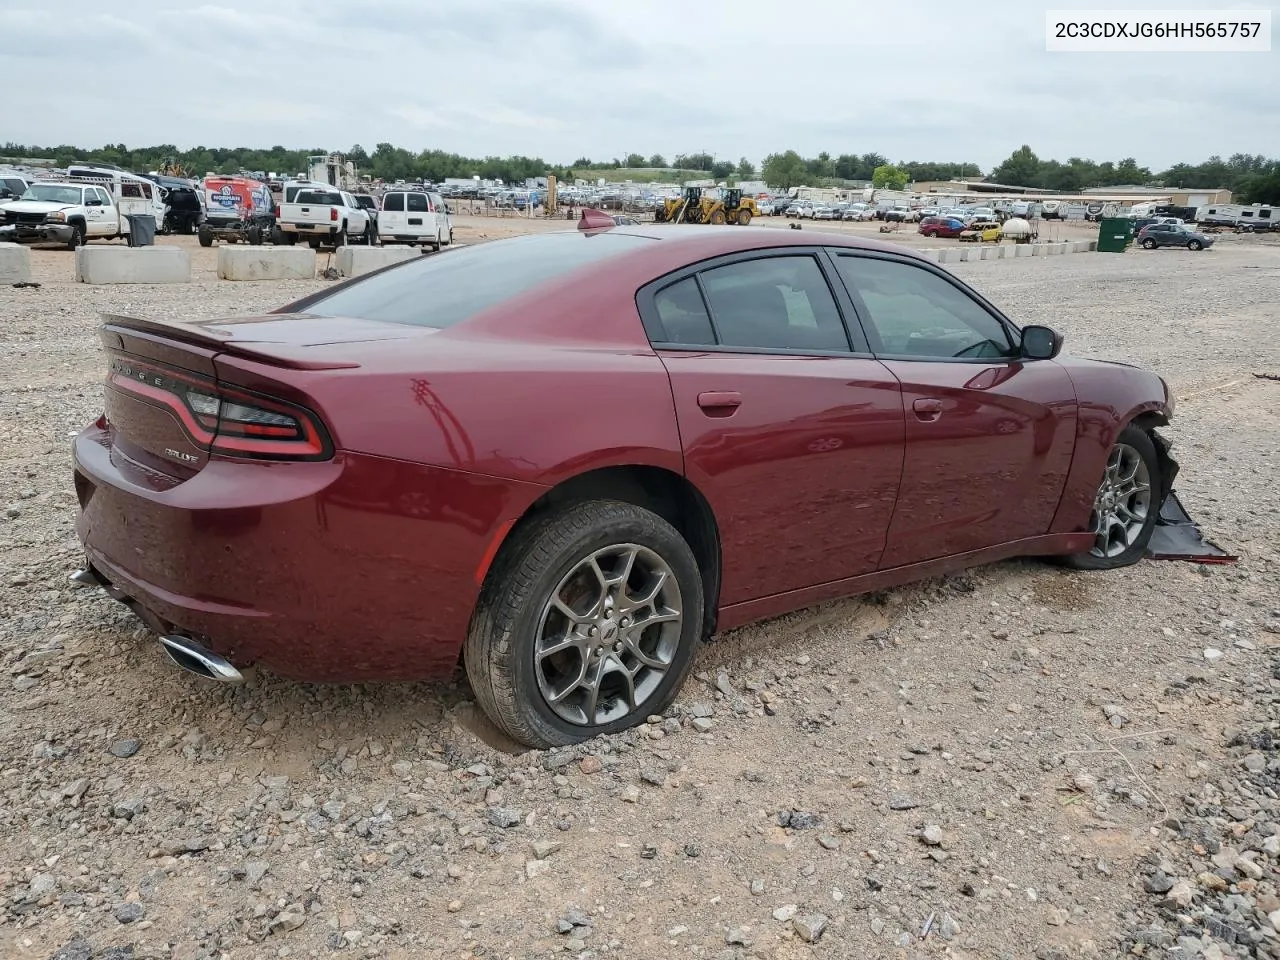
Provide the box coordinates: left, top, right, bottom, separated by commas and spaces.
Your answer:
912, 398, 943, 421
697, 391, 741, 416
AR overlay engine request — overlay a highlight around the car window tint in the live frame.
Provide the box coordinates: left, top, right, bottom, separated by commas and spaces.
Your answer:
304, 232, 654, 329
699, 256, 849, 352
835, 255, 1015, 360
406, 193, 429, 212
381, 193, 404, 212
653, 278, 715, 344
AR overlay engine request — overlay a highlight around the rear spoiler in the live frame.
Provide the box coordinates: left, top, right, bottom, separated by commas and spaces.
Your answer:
99, 314, 359, 371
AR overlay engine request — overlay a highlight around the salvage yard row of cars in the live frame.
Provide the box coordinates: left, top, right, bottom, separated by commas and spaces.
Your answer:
0, 163, 454, 251
71, 216, 1179, 748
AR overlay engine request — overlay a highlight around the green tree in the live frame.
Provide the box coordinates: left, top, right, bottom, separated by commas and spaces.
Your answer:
737, 157, 756, 178
1239, 166, 1280, 204
872, 164, 909, 190
648, 153, 667, 168
624, 153, 646, 167
761, 150, 808, 189
673, 152, 714, 171
989, 145, 1042, 187
710, 160, 735, 180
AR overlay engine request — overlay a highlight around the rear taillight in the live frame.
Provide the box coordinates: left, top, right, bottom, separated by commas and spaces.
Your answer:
107, 358, 331, 461
330, 207, 338, 221
275, 203, 281, 218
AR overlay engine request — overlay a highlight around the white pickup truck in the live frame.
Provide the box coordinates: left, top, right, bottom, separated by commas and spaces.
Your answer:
0, 182, 128, 249
276, 188, 374, 247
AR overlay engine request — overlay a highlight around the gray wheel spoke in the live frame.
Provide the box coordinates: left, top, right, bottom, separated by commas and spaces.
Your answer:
534, 542, 684, 728
1087, 440, 1153, 560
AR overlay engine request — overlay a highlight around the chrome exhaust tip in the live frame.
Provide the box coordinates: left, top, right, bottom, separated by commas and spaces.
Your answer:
71, 568, 102, 587
159, 635, 244, 684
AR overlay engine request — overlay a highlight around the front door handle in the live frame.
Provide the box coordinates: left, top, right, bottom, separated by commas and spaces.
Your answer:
697, 391, 741, 416
912, 397, 943, 421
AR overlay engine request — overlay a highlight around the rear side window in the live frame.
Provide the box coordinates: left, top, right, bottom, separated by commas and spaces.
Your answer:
302, 232, 654, 329
382, 193, 404, 211
653, 278, 715, 344
406, 193, 429, 212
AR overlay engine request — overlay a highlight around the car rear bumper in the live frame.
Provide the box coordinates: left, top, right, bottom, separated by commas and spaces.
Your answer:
72, 422, 540, 682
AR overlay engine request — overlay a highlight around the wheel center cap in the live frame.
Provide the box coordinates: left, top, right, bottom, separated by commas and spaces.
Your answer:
600, 619, 619, 642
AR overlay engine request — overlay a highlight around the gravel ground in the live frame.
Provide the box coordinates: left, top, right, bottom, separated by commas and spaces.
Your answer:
1, 232, 1278, 960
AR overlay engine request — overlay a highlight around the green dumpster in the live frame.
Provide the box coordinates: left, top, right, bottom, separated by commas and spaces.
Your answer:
1097, 217, 1134, 253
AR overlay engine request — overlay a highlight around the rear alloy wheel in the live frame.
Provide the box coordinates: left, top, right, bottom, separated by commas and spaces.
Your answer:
1188, 239, 1203, 251
1142, 238, 1157, 249
466, 501, 704, 748
1061, 425, 1160, 570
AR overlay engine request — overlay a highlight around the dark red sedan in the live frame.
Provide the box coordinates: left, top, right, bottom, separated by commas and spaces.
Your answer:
918, 216, 967, 238
72, 220, 1177, 748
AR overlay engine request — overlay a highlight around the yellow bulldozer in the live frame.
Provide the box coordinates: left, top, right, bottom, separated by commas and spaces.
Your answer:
654, 187, 759, 226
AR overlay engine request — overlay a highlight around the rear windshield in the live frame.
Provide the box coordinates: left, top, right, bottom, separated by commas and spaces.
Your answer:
302, 232, 654, 329
296, 190, 341, 204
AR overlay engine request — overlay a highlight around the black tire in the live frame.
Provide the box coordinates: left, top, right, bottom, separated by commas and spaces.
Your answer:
1059, 424, 1161, 571
364, 222, 377, 246
198, 225, 214, 247
1188, 239, 1203, 251
1142, 238, 1157, 250
308, 238, 322, 250
269, 226, 285, 246
247, 225, 263, 245
66, 221, 86, 251
465, 500, 705, 748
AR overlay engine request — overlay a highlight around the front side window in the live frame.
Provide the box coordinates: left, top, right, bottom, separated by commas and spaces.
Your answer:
834, 255, 1015, 360
698, 256, 850, 352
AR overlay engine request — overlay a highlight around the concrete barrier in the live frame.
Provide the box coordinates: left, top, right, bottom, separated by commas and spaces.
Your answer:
995, 245, 1012, 259
75, 246, 190, 284
1030, 244, 1044, 257
915, 249, 941, 263
0, 242, 31, 284
336, 245, 421, 278
937, 248, 964, 264
1014, 245, 1034, 257
217, 246, 315, 281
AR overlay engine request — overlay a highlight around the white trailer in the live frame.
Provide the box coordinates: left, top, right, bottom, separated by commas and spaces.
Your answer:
1195, 203, 1276, 229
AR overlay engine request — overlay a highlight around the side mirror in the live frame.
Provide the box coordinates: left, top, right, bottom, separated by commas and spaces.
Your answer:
85, 198, 102, 207
1021, 325, 1063, 360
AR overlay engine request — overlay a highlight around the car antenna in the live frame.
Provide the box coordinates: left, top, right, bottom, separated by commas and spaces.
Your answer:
578, 208, 614, 232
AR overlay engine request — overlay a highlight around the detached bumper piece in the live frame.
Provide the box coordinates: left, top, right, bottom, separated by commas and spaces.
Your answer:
70, 565, 245, 683
1145, 492, 1237, 564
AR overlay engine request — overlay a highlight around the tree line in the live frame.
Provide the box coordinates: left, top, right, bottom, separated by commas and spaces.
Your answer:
3, 141, 1276, 203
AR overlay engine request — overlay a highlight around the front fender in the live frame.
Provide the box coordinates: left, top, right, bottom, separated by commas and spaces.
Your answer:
1049, 359, 1174, 534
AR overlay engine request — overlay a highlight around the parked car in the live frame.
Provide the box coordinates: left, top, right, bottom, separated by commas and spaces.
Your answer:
959, 221, 1002, 243
199, 176, 277, 246
785, 200, 813, 218
0, 173, 30, 204
277, 187, 375, 248
1137, 223, 1214, 251
1, 181, 125, 248
843, 205, 876, 221
377, 191, 452, 250
72, 224, 1178, 748
884, 207, 919, 223
141, 173, 206, 235
918, 216, 966, 238
811, 204, 838, 220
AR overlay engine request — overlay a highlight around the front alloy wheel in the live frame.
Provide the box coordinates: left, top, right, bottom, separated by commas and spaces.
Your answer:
1061, 424, 1161, 570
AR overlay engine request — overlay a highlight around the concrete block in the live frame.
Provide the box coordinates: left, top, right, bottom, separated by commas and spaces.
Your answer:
1086, 240, 1097, 252
217, 246, 315, 281
336, 245, 421, 278
0, 242, 31, 284
937, 248, 963, 264
914, 248, 941, 262
1014, 244, 1034, 257
995, 245, 1012, 258
75, 246, 190, 284
1030, 244, 1044, 256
